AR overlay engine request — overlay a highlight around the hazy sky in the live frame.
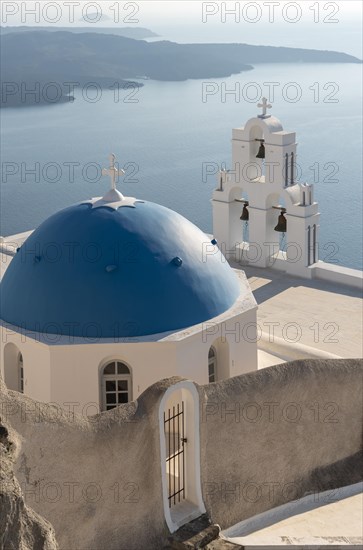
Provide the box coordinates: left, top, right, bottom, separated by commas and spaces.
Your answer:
140, 1, 361, 21
2, 1, 362, 56
3, 1, 361, 23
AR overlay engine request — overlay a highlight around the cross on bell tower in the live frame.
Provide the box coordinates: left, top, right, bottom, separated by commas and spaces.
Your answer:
257, 97, 272, 118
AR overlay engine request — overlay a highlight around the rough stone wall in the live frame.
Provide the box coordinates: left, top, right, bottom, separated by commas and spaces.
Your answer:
0, 416, 58, 550
0, 360, 362, 549
0, 377, 182, 550
200, 358, 363, 529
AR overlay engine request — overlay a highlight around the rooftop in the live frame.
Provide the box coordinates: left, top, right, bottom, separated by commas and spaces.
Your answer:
232, 262, 362, 363
224, 482, 363, 547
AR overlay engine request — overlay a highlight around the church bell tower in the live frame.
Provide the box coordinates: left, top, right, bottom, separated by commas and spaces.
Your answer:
212, 99, 320, 277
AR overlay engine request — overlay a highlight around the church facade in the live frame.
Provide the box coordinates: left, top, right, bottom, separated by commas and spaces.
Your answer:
0, 156, 257, 412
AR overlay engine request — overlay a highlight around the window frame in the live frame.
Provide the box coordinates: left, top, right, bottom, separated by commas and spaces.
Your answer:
101, 360, 132, 411
208, 346, 217, 383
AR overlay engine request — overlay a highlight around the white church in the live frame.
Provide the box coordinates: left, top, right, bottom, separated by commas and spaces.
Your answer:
1, 103, 362, 548
0, 100, 354, 412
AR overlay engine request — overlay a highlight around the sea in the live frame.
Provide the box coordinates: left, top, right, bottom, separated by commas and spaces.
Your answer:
1, 59, 362, 269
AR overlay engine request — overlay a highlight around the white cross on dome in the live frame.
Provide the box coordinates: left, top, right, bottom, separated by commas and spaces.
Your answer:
102, 153, 125, 192
81, 153, 144, 210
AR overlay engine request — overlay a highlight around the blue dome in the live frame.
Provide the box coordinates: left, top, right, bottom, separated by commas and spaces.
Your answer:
1, 200, 240, 338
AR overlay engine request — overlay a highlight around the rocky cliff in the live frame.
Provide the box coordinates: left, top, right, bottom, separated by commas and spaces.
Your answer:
0, 411, 58, 550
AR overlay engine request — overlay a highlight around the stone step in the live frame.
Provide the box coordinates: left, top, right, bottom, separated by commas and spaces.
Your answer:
205, 539, 244, 549
167, 514, 221, 549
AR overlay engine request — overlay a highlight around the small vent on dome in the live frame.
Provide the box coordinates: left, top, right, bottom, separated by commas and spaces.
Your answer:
105, 265, 118, 273
172, 257, 183, 267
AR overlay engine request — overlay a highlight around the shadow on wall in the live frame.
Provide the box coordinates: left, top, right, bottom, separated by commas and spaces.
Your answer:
0, 359, 362, 550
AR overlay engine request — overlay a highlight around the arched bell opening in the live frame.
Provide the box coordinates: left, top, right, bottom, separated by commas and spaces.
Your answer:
275, 195, 287, 253
238, 192, 250, 244
266, 193, 287, 257
248, 125, 266, 180
227, 186, 248, 252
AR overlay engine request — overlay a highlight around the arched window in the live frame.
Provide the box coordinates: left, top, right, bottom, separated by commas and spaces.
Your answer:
102, 361, 132, 411
3, 344, 24, 393
208, 347, 217, 383
18, 353, 24, 393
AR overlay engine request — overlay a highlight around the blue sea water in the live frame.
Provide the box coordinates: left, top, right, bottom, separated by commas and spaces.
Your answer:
0, 63, 362, 269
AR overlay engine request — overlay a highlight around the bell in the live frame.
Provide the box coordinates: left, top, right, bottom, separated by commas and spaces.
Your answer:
274, 212, 287, 233
240, 204, 249, 221
256, 142, 265, 159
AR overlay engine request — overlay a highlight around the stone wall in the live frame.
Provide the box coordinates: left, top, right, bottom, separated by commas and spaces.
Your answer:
199, 358, 363, 529
0, 416, 58, 549
0, 376, 181, 550
0, 359, 362, 549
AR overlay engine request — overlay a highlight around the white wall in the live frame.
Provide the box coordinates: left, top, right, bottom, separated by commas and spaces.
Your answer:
194, 308, 258, 381
48, 342, 178, 412
312, 261, 363, 289
0, 329, 51, 402
3, 342, 21, 391
228, 308, 259, 377
47, 305, 258, 411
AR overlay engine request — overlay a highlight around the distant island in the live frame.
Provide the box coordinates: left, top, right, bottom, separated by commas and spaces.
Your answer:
1, 29, 361, 108
0, 25, 159, 39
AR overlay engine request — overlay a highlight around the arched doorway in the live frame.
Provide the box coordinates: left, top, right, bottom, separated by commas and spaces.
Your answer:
159, 381, 205, 532
3, 343, 24, 393
100, 360, 132, 411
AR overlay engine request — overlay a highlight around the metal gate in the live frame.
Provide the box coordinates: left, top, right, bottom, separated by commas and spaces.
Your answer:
164, 401, 186, 508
